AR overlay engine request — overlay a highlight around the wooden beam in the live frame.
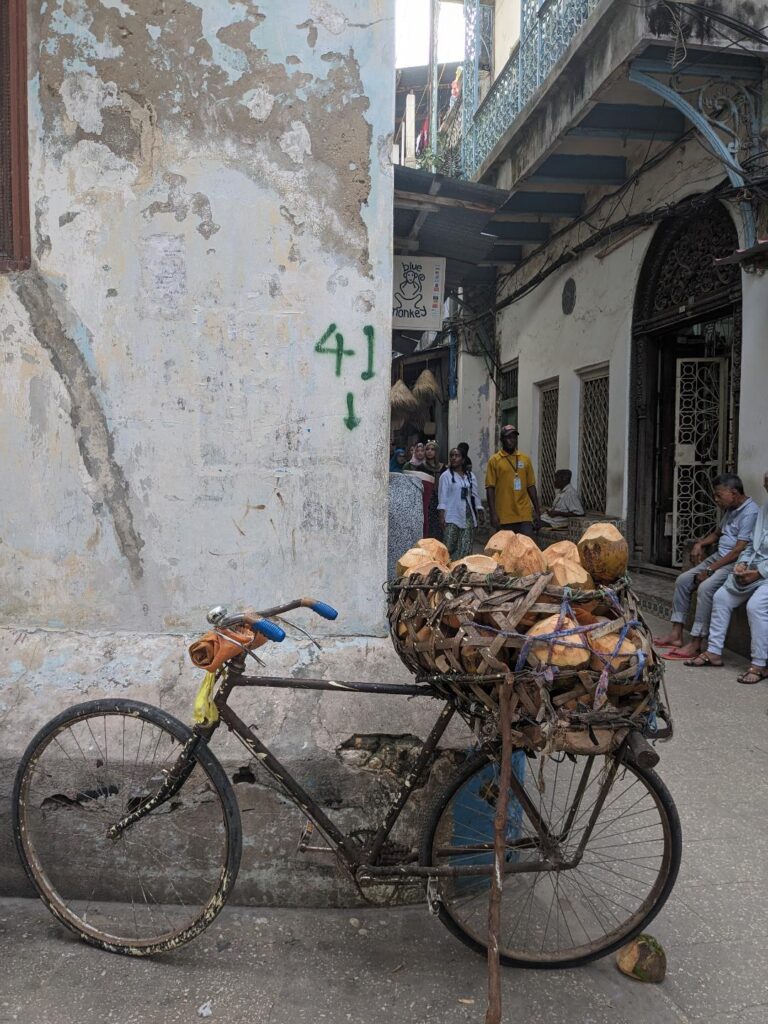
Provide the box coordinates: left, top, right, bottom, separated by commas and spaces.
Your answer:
408, 179, 442, 242
394, 189, 498, 214
395, 198, 441, 213
394, 237, 420, 252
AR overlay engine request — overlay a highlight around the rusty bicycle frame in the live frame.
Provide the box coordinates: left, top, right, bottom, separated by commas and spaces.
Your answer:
107, 644, 658, 886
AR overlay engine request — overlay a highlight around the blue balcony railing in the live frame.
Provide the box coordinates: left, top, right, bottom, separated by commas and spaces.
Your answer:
459, 0, 601, 179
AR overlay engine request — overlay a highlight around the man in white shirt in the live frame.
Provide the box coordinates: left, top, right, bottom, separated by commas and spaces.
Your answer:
541, 469, 584, 529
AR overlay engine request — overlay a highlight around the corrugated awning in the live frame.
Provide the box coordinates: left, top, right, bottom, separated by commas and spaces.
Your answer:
394, 165, 510, 290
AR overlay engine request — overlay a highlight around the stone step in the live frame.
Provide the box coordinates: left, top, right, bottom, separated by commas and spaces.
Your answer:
629, 570, 675, 621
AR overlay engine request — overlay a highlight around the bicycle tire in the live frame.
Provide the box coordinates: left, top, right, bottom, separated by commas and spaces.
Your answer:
13, 699, 241, 956
420, 748, 681, 968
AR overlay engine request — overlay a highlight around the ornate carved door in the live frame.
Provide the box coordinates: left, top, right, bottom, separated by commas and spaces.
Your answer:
671, 357, 727, 567
630, 202, 741, 567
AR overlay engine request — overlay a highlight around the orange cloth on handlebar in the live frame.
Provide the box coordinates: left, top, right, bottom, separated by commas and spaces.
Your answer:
188, 627, 267, 672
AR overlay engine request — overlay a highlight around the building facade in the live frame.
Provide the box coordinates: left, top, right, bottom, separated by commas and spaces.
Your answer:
444, 0, 768, 567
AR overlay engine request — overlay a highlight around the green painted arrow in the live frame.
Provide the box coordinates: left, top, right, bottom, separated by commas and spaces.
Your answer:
343, 392, 361, 430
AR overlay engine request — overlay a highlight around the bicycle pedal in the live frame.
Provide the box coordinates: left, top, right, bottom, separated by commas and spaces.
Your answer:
296, 820, 332, 855
297, 820, 315, 852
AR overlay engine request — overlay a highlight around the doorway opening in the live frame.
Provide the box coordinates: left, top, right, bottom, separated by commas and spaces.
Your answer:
629, 202, 741, 568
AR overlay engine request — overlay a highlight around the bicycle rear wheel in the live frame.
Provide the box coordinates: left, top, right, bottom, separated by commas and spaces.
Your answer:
13, 699, 241, 955
420, 748, 681, 968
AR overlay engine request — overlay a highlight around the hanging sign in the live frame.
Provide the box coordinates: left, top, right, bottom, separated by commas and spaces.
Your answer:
392, 255, 446, 331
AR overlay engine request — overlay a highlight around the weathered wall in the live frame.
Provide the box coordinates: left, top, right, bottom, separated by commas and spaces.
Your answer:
0, 2, 477, 907
1, 0, 394, 637
447, 349, 493, 478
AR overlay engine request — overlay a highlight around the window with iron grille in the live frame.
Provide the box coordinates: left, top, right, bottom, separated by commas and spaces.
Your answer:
499, 361, 518, 428
0, 0, 30, 271
538, 381, 559, 506
579, 373, 610, 512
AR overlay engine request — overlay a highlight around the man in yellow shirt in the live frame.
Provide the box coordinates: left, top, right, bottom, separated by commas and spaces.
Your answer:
485, 425, 542, 537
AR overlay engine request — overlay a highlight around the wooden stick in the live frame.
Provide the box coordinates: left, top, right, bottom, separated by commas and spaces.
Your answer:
486, 676, 514, 1024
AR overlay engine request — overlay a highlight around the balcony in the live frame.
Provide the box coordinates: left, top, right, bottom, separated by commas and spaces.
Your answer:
460, 0, 602, 180
437, 1, 767, 259
451, 0, 768, 190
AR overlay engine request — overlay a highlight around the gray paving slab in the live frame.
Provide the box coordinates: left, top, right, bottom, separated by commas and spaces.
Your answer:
2, 613, 767, 1024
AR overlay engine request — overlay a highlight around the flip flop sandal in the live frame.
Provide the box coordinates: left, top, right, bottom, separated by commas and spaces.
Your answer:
653, 640, 679, 649
737, 669, 768, 685
684, 653, 723, 668
662, 650, 696, 661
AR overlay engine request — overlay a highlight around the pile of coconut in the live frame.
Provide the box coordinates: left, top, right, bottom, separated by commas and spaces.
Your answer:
390, 524, 649, 680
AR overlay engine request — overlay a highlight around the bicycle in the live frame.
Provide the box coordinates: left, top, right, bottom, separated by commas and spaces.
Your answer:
12, 596, 681, 967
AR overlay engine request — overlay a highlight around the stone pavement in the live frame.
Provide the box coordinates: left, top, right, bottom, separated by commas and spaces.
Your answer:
2, 614, 767, 1024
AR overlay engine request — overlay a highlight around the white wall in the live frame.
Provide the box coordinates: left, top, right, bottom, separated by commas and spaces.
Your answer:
448, 349, 495, 478
496, 236, 648, 517
493, 0, 522, 79
0, 0, 395, 637
491, 140, 764, 520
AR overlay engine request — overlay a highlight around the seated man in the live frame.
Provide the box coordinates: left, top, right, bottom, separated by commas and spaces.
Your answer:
540, 469, 584, 529
655, 473, 759, 659
686, 470, 768, 683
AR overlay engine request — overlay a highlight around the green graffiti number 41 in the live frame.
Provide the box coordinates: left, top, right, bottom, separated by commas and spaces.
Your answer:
315, 324, 355, 377
314, 324, 375, 430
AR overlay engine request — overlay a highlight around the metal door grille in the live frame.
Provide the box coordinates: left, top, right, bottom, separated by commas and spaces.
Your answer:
579, 375, 609, 512
672, 357, 727, 567
539, 383, 559, 507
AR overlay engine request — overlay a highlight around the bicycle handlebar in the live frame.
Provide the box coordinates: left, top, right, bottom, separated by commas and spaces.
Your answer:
249, 619, 287, 643
209, 597, 338, 636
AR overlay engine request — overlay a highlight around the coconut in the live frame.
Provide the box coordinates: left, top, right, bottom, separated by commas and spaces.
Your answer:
543, 540, 580, 567
526, 613, 591, 669
549, 559, 595, 591
588, 617, 639, 672
450, 554, 500, 574
396, 547, 434, 577
404, 559, 446, 579
484, 532, 546, 577
461, 646, 483, 674
416, 537, 450, 564
577, 523, 629, 583
616, 935, 667, 983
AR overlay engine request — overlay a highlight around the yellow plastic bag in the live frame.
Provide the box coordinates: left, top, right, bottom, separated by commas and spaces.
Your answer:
193, 671, 219, 725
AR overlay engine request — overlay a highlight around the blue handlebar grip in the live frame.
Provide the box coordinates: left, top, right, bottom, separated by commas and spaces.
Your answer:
253, 619, 286, 642
311, 601, 338, 621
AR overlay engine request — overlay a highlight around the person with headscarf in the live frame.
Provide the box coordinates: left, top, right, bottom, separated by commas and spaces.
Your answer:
403, 442, 427, 471
389, 447, 407, 473
424, 440, 444, 477
437, 448, 481, 560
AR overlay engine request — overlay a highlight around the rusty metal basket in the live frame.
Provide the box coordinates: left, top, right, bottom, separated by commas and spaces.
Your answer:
387, 565, 665, 750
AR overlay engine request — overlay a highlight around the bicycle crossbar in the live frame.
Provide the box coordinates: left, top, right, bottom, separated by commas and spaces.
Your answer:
237, 674, 436, 697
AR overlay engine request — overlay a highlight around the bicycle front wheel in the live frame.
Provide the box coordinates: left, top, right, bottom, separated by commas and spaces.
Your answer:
421, 749, 681, 968
13, 699, 241, 955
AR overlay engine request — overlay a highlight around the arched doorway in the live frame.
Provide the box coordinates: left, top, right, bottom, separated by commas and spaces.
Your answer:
629, 201, 742, 568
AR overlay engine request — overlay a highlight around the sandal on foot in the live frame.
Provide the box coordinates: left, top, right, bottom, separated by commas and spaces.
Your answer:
684, 653, 723, 668
737, 668, 768, 685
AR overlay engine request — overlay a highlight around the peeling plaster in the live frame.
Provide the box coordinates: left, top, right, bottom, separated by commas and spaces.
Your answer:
38, 0, 373, 273
279, 121, 312, 164
10, 271, 145, 581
